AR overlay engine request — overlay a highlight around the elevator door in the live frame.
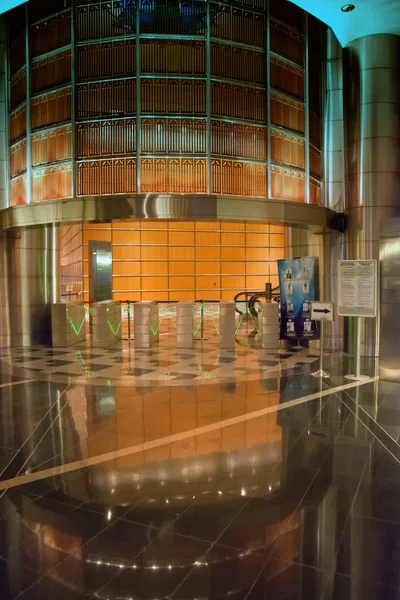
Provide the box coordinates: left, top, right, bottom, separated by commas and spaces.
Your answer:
89, 240, 112, 302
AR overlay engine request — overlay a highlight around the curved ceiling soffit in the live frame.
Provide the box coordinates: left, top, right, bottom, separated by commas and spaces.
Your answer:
287, 0, 400, 46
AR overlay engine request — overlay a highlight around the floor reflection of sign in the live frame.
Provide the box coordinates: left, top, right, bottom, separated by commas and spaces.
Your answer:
338, 260, 377, 317
311, 302, 334, 322
278, 257, 318, 340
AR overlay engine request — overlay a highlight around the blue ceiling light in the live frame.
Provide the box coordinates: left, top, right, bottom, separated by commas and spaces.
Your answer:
341, 4, 355, 11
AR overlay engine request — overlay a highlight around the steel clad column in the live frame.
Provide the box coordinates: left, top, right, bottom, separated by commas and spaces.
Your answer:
1, 225, 60, 347
322, 28, 345, 350
345, 34, 400, 357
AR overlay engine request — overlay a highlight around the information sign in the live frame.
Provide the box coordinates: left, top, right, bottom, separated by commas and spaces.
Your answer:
311, 302, 334, 322
338, 260, 377, 317
278, 257, 318, 340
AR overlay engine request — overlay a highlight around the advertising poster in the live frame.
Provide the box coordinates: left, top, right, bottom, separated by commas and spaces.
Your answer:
278, 257, 319, 341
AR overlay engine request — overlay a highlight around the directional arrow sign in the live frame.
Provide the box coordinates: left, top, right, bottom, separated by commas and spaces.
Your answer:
311, 302, 334, 322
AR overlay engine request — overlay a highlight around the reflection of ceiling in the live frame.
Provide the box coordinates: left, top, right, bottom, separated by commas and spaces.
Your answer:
288, 0, 400, 46
0, 0, 26, 15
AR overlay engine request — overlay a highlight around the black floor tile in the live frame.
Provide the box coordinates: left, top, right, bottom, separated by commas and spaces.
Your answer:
322, 572, 399, 600
336, 514, 400, 587
247, 559, 330, 600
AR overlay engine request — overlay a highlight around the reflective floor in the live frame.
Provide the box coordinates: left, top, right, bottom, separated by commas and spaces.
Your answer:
0, 335, 399, 599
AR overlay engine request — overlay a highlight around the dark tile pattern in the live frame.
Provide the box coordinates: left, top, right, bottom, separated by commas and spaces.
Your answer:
0, 360, 400, 598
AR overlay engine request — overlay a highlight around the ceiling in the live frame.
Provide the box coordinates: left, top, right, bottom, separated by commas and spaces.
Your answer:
288, 0, 400, 46
2, 1, 400, 47
0, 0, 26, 16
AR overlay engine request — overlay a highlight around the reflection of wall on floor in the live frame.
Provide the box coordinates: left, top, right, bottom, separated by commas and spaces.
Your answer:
82, 220, 284, 302
60, 223, 83, 301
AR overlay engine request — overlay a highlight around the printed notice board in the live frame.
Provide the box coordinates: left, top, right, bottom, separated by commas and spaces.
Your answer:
338, 260, 377, 317
278, 257, 318, 340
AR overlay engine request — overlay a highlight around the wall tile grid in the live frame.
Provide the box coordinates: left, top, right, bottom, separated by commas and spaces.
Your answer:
82, 220, 284, 302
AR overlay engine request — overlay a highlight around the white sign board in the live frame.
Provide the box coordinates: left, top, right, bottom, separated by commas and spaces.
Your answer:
311, 302, 334, 321
338, 260, 377, 317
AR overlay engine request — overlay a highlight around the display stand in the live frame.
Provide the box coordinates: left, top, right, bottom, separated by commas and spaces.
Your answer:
345, 317, 371, 381
311, 320, 330, 378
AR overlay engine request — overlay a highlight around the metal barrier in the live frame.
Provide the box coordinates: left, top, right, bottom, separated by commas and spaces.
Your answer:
91, 300, 122, 348
51, 301, 86, 347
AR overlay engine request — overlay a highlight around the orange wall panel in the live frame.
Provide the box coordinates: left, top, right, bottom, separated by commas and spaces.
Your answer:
82, 220, 285, 301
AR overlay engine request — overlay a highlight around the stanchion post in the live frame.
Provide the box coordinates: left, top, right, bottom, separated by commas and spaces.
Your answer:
355, 316, 361, 378
319, 320, 324, 374
200, 300, 204, 340
127, 300, 131, 340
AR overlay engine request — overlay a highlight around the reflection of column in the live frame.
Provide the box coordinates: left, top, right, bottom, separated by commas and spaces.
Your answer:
4, 225, 60, 346
345, 34, 400, 357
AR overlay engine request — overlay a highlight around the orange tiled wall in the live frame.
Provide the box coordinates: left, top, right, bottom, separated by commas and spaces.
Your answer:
82, 220, 285, 302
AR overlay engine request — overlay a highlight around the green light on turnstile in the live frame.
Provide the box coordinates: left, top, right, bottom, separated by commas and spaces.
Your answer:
68, 314, 86, 336
107, 319, 122, 337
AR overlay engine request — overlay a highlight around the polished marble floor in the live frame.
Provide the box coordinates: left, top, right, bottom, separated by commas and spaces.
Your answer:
0, 332, 399, 599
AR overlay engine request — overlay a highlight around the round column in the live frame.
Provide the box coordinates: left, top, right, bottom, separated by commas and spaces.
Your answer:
2, 224, 60, 346
345, 34, 400, 356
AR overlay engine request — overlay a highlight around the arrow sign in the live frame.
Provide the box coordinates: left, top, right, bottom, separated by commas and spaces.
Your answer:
311, 302, 334, 322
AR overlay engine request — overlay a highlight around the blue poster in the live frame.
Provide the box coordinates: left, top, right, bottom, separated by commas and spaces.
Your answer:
278, 257, 319, 341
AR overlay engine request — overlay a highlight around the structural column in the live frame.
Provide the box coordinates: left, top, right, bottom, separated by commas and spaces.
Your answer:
0, 225, 60, 347
345, 34, 400, 356
322, 28, 345, 351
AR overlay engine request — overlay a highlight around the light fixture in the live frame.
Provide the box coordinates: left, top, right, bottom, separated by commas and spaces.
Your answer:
341, 3, 355, 11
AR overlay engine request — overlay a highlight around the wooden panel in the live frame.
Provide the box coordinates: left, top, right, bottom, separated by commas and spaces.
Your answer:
196, 262, 220, 275
169, 276, 195, 290
169, 221, 195, 230
196, 231, 220, 246
271, 166, 305, 203
113, 262, 140, 276
142, 262, 168, 275
246, 276, 268, 289
271, 130, 305, 169
221, 247, 245, 260
31, 88, 71, 130
10, 139, 26, 177
168, 231, 195, 245
83, 229, 111, 243
246, 262, 269, 275
169, 246, 195, 260
221, 232, 245, 246
83, 218, 285, 301
112, 246, 141, 260
221, 262, 245, 275
141, 230, 168, 245
170, 290, 195, 301
270, 22, 304, 65
221, 276, 246, 290
221, 221, 245, 231
270, 56, 304, 98
141, 246, 166, 260
143, 276, 168, 291
271, 93, 304, 133
195, 246, 220, 260
269, 247, 285, 261
10, 174, 26, 206
169, 262, 195, 275
113, 277, 140, 291
195, 275, 220, 290
111, 230, 140, 245
246, 233, 270, 246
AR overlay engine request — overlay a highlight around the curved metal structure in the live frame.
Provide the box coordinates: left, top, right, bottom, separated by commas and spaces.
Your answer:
5, 0, 323, 216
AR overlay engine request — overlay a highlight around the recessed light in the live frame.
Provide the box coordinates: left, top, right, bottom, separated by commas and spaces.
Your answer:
341, 4, 355, 11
